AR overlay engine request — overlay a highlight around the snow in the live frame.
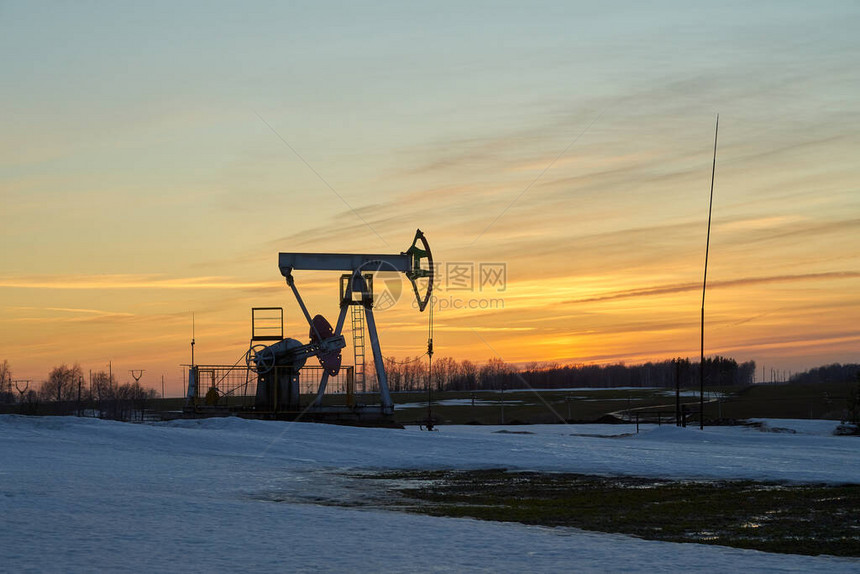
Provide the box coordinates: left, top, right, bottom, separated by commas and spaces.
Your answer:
1, 415, 858, 573
397, 398, 525, 408
657, 390, 726, 398
512, 387, 662, 392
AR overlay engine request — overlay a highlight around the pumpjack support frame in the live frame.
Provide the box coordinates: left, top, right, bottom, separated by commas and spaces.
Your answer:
249, 229, 433, 421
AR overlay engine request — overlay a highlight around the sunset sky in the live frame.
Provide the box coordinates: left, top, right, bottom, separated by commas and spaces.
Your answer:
2, 2, 858, 394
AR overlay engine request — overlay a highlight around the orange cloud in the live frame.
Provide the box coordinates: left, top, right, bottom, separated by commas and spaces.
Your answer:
0, 274, 278, 290
564, 271, 860, 304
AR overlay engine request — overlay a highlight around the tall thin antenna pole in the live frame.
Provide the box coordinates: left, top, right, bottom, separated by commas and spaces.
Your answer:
701, 114, 719, 430
425, 303, 435, 431
191, 313, 196, 367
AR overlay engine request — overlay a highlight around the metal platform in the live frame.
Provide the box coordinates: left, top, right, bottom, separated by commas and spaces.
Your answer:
182, 363, 400, 426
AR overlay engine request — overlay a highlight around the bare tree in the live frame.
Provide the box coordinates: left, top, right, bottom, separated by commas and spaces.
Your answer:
40, 364, 84, 409
432, 357, 456, 392
383, 357, 401, 392
91, 371, 114, 403
0, 360, 13, 404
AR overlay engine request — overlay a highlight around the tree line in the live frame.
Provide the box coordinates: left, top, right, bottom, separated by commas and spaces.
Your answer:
0, 361, 158, 421
6, 358, 857, 412
789, 363, 859, 385
374, 355, 757, 393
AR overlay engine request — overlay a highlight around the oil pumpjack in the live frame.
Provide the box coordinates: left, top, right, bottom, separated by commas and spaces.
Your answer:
240, 229, 434, 424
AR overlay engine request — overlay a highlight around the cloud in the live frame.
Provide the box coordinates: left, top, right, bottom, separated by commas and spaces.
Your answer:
0, 274, 280, 291
5, 306, 135, 324
713, 331, 860, 356
12, 306, 134, 316
564, 271, 860, 304
432, 325, 535, 333
718, 217, 860, 248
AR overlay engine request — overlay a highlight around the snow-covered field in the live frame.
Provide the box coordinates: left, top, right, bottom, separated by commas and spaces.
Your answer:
1, 415, 857, 573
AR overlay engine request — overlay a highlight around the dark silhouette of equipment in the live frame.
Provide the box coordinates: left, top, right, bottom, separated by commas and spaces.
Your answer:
182, 229, 435, 424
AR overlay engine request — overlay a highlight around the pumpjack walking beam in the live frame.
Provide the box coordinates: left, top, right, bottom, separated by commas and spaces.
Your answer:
277, 229, 434, 412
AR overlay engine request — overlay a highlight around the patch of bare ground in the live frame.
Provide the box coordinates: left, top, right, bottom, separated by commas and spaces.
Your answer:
352, 470, 860, 557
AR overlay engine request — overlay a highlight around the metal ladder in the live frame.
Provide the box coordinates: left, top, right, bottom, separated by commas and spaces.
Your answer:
350, 304, 367, 393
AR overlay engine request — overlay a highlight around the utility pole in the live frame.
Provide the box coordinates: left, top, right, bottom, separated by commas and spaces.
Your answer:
14, 380, 31, 401
499, 384, 506, 425
191, 313, 196, 367
700, 114, 719, 431
675, 358, 682, 427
